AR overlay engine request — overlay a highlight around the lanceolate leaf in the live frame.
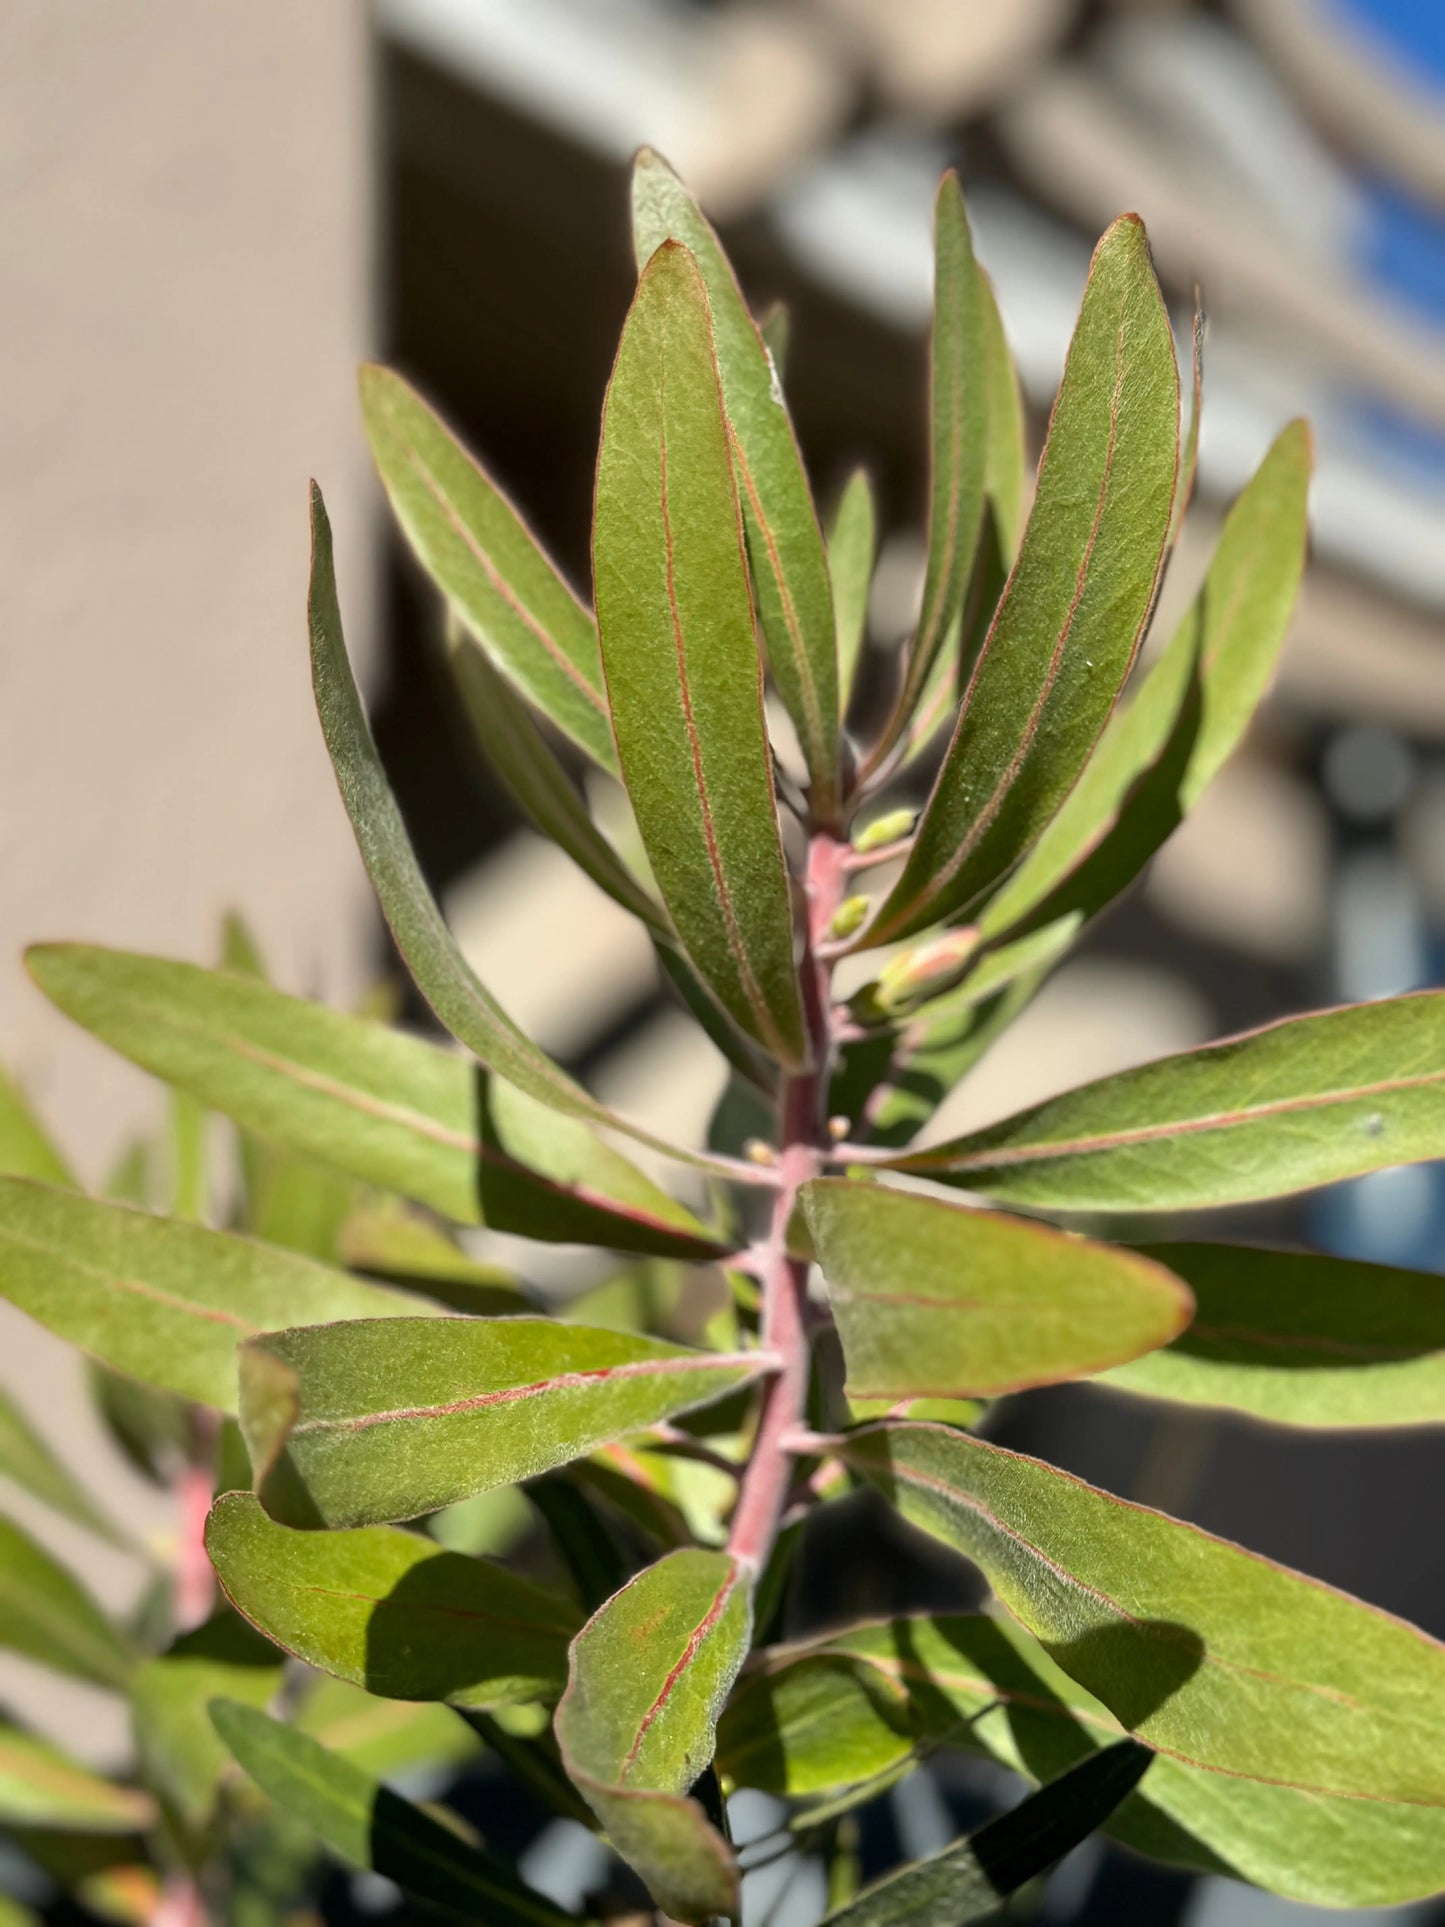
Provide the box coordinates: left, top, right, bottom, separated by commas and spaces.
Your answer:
1102, 1242, 1445, 1427
210, 1701, 576, 1927
443, 621, 668, 935
977, 419, 1312, 943
240, 1318, 771, 1528
893, 993, 1445, 1211
632, 150, 840, 823
0, 1723, 155, 1833
25, 947, 721, 1258
828, 469, 876, 705
889, 174, 987, 738
822, 1741, 1152, 1927
313, 483, 705, 1154
978, 268, 1027, 569
841, 1423, 1445, 1806
360, 364, 616, 771
130, 1615, 284, 1827
0, 1179, 430, 1411
0, 1068, 74, 1188
866, 216, 1179, 945
296, 1678, 479, 1781
206, 1491, 578, 1705
0, 1514, 134, 1688
716, 1652, 916, 1797
557, 1548, 752, 1923
0, 1388, 126, 1546
594, 242, 806, 1067
802, 1180, 1190, 1400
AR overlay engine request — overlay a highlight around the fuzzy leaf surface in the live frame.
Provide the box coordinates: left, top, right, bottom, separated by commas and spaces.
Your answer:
1102, 1242, 1445, 1427
842, 1423, 1445, 1806
240, 1318, 768, 1528
978, 419, 1311, 942
716, 1652, 916, 1796
26, 948, 719, 1256
894, 993, 1445, 1210
632, 150, 839, 820
0, 1179, 426, 1411
0, 1724, 155, 1833
557, 1547, 751, 1922
210, 1700, 577, 1925
868, 215, 1178, 943
0, 1514, 134, 1688
361, 365, 615, 769
803, 1179, 1190, 1399
206, 1491, 578, 1705
594, 241, 806, 1065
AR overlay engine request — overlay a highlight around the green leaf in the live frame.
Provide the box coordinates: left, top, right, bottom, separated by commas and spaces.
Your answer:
360, 363, 616, 771
841, 1422, 1445, 1806
594, 241, 806, 1067
0, 1386, 127, 1545
977, 268, 1027, 570
130, 1614, 283, 1828
822, 1612, 1445, 1909
443, 619, 668, 935
338, 1197, 530, 1315
803, 1179, 1190, 1399
888, 174, 987, 739
206, 1490, 578, 1705
0, 1067, 74, 1188
0, 1723, 154, 1833
209, 1700, 578, 1926
296, 1677, 479, 1781
26, 946, 721, 1256
0, 1513, 134, 1688
0, 1178, 428, 1411
823, 1741, 1151, 1926
556, 1548, 751, 1923
828, 469, 876, 706
977, 420, 1312, 943
632, 150, 840, 824
866, 215, 1179, 945
893, 992, 1445, 1211
716, 1652, 916, 1797
1102, 1242, 1445, 1427
239, 1318, 770, 1528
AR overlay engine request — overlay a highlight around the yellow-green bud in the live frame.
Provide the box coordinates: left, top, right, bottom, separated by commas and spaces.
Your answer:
852, 808, 915, 854
875, 928, 981, 1012
828, 895, 870, 940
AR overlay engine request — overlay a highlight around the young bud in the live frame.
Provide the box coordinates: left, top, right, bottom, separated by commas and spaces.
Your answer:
851, 808, 915, 854
828, 895, 870, 940
875, 927, 982, 1012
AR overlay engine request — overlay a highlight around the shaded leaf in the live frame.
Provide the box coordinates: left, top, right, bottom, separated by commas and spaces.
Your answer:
0, 1513, 134, 1688
361, 364, 615, 770
0, 1386, 126, 1545
894, 993, 1445, 1211
130, 1614, 283, 1827
804, 1178, 1189, 1399
633, 150, 840, 822
239, 1318, 770, 1528
1103, 1242, 1445, 1428
594, 241, 806, 1066
0, 1723, 154, 1833
557, 1548, 751, 1922
0, 1178, 428, 1411
977, 420, 1312, 943
822, 1740, 1151, 1926
828, 469, 876, 706
867, 216, 1179, 944
0, 1067, 74, 1188
207, 1490, 578, 1705
841, 1422, 1445, 1805
209, 1700, 577, 1925
26, 946, 721, 1256
338, 1197, 530, 1315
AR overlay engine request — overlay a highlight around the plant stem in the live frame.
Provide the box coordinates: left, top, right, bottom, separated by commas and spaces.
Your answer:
727, 835, 845, 1575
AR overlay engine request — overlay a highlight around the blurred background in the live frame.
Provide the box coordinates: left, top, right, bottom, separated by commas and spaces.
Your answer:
3, 1, 1444, 1920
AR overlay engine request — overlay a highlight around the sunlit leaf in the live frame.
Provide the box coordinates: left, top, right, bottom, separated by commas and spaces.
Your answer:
828, 469, 876, 707
893, 993, 1445, 1211
803, 1179, 1190, 1398
0, 1386, 126, 1545
239, 1317, 771, 1528
130, 1614, 283, 1827
207, 1490, 578, 1705
0, 1067, 74, 1188
0, 1513, 134, 1688
0, 1723, 154, 1833
594, 241, 806, 1067
557, 1548, 751, 1922
716, 1651, 915, 1796
295, 1677, 478, 1781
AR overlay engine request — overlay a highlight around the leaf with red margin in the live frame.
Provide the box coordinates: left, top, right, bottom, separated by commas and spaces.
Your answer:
802, 1178, 1191, 1400
239, 1317, 773, 1529
557, 1548, 752, 1923
890, 992, 1445, 1211
840, 1422, 1445, 1806
593, 240, 806, 1067
864, 214, 1179, 946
